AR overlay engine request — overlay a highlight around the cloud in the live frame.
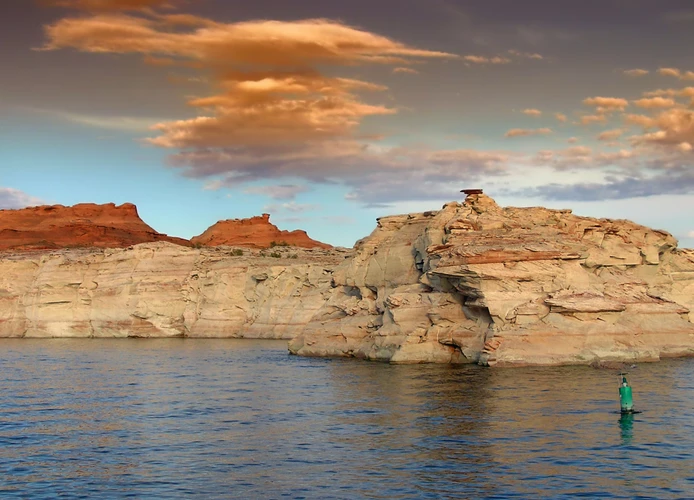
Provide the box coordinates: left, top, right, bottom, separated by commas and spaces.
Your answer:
688, 230, 694, 238
658, 67, 694, 80
27, 107, 162, 131
555, 113, 568, 123
507, 49, 544, 60
598, 129, 624, 141
567, 137, 579, 144
392, 67, 419, 74
42, 15, 456, 66
623, 69, 649, 77
42, 13, 454, 156
579, 114, 607, 125
0, 188, 45, 209
629, 108, 694, 150
633, 97, 677, 109
504, 127, 553, 138
518, 170, 694, 202
168, 144, 511, 205
42, 0, 180, 10
583, 96, 629, 112
263, 202, 320, 213
463, 55, 511, 64
522, 108, 542, 117
244, 184, 310, 200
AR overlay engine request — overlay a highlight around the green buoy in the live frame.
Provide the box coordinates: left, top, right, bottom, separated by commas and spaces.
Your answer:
619, 373, 634, 413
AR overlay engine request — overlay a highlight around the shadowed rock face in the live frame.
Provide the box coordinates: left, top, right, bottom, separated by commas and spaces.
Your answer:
289, 194, 694, 366
0, 203, 190, 250
191, 213, 331, 249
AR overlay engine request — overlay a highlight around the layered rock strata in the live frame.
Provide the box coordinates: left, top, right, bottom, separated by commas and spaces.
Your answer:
191, 214, 331, 249
0, 243, 347, 339
0, 203, 189, 251
289, 194, 694, 366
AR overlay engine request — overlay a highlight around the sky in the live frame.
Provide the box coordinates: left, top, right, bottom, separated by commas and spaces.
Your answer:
1, 0, 693, 248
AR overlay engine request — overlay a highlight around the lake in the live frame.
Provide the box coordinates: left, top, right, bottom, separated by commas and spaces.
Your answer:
1, 339, 692, 499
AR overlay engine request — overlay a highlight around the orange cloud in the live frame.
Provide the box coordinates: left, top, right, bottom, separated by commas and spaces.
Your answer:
579, 114, 607, 125
657, 67, 694, 80
42, 12, 455, 154
658, 67, 682, 78
633, 97, 677, 108
630, 108, 694, 148
522, 108, 542, 116
597, 129, 624, 141
504, 128, 553, 138
463, 55, 511, 64
555, 113, 568, 122
42, 15, 456, 67
623, 69, 649, 77
392, 67, 419, 74
583, 96, 629, 112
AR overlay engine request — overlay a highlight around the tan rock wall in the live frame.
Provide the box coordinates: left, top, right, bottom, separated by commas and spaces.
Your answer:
0, 243, 345, 339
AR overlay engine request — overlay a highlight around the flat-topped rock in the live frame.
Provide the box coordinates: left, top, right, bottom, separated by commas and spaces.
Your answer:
0, 203, 190, 250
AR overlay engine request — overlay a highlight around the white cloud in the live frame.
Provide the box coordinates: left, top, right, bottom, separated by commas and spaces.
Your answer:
0, 188, 45, 209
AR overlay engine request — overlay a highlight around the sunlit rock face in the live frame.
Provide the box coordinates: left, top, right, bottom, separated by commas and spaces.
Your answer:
0, 203, 190, 251
289, 194, 694, 366
1, 194, 693, 367
0, 243, 347, 339
191, 214, 331, 250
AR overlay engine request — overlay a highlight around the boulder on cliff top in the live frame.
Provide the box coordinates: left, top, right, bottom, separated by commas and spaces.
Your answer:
191, 213, 331, 249
0, 203, 190, 251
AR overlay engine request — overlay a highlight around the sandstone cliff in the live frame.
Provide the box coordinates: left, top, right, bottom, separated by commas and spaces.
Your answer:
191, 214, 331, 249
289, 194, 694, 366
0, 203, 190, 251
0, 243, 347, 339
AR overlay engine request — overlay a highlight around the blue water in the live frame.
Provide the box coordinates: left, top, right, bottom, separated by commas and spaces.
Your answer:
0, 339, 692, 499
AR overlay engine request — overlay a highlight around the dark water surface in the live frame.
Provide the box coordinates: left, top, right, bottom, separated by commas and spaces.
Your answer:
1, 339, 692, 499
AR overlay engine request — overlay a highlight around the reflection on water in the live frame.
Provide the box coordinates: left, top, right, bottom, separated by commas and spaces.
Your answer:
619, 413, 635, 444
0, 339, 692, 499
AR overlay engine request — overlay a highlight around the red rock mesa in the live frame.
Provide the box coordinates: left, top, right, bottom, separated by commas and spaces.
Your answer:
191, 214, 331, 249
0, 203, 190, 251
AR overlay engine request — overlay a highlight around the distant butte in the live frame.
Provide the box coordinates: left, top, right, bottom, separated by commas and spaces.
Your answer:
191, 213, 331, 250
0, 203, 190, 251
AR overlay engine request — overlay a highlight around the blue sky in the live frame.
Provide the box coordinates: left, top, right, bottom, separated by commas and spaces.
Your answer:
1, 0, 693, 248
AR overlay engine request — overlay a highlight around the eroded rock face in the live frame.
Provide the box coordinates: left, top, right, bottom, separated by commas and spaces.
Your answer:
0, 203, 190, 250
0, 243, 347, 339
289, 194, 694, 366
191, 214, 331, 249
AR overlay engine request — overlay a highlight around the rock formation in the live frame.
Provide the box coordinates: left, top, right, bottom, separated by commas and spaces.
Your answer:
289, 193, 694, 366
191, 214, 331, 249
0, 203, 190, 251
0, 243, 347, 339
1, 194, 693, 367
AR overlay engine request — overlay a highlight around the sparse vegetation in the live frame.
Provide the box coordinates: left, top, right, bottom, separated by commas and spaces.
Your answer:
289, 254, 298, 259
269, 251, 282, 258
231, 248, 244, 256
269, 240, 290, 248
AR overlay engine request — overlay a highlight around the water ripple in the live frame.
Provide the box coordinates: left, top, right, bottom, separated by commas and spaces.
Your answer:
0, 339, 692, 499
